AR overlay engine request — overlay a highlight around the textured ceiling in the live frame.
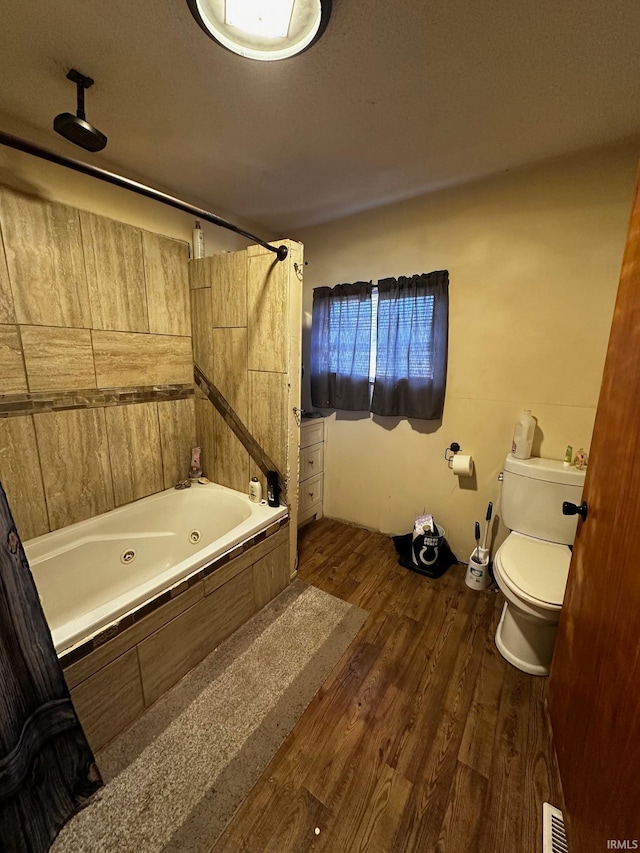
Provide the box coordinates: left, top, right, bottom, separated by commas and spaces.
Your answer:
1, 0, 639, 233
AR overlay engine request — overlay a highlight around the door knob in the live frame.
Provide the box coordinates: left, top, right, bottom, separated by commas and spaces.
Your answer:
562, 500, 588, 521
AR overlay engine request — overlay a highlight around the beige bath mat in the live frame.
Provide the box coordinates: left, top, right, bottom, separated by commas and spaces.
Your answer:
52, 580, 367, 852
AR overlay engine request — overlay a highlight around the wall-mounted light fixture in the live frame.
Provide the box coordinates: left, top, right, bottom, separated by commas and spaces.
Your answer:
186, 0, 332, 61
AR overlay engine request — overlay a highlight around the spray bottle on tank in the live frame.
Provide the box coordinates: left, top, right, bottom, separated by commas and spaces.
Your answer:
511, 410, 535, 459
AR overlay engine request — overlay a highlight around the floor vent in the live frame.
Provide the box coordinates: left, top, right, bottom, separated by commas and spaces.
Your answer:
543, 803, 568, 853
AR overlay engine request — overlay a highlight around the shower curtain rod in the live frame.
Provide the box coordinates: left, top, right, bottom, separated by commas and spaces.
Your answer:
0, 130, 288, 261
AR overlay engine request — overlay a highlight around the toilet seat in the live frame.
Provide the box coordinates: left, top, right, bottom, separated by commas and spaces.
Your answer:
494, 532, 571, 608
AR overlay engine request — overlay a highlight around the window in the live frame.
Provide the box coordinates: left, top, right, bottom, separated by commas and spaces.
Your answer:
325, 286, 372, 387
310, 271, 449, 420
368, 287, 377, 383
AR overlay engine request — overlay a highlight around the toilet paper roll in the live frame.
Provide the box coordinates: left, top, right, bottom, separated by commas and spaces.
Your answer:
452, 454, 474, 477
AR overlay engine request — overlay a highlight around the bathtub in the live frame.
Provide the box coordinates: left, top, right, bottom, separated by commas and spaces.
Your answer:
25, 483, 287, 656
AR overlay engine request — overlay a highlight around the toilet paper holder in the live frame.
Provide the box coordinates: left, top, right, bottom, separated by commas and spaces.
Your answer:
445, 442, 474, 477
444, 442, 462, 468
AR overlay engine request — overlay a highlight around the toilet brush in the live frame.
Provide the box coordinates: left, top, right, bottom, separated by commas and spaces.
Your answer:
467, 519, 491, 590
481, 501, 493, 554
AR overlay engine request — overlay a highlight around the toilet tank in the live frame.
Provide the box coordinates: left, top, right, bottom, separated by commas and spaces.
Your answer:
501, 454, 586, 545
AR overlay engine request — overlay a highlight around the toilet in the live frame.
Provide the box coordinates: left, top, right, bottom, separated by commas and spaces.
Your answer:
493, 453, 585, 676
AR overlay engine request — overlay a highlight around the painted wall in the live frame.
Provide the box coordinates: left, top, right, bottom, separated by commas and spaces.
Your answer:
296, 141, 639, 560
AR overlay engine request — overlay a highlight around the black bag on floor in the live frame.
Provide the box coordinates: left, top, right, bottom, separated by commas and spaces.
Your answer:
392, 524, 457, 579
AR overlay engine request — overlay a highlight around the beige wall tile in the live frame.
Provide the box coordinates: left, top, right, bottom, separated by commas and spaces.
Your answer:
92, 330, 192, 387
189, 256, 213, 290
157, 398, 196, 488
34, 408, 114, 530
248, 370, 288, 473
211, 251, 247, 327
138, 568, 255, 706
213, 410, 250, 492
247, 252, 287, 372
212, 327, 248, 418
252, 542, 290, 610
0, 416, 49, 540
70, 649, 144, 753
105, 403, 164, 506
245, 245, 275, 257
142, 232, 191, 336
195, 396, 216, 480
21, 325, 96, 392
190, 287, 213, 379
0, 190, 91, 328
0, 235, 14, 323
0, 325, 27, 394
80, 211, 148, 332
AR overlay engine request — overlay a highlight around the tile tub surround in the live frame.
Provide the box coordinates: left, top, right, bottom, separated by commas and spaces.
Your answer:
0, 383, 194, 418
27, 481, 288, 655
1, 185, 302, 581
190, 239, 303, 575
0, 186, 195, 537
0, 396, 196, 539
194, 365, 285, 500
62, 523, 291, 753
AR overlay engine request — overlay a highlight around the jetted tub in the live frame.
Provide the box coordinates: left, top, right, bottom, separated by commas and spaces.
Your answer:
26, 483, 287, 656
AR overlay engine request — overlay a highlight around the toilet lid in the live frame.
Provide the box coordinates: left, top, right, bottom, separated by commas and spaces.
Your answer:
496, 533, 572, 606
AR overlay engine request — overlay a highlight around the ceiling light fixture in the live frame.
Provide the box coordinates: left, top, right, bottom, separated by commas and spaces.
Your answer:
186, 0, 332, 61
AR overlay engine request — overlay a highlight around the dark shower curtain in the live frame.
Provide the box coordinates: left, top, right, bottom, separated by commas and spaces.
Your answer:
0, 483, 102, 852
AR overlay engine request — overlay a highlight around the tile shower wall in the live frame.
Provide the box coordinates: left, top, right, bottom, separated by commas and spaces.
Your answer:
0, 187, 195, 540
190, 240, 303, 571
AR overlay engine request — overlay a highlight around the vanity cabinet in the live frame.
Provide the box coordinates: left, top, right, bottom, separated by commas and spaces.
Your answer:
298, 419, 324, 526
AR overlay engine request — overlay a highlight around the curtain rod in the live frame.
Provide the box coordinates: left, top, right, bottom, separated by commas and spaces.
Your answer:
0, 130, 288, 261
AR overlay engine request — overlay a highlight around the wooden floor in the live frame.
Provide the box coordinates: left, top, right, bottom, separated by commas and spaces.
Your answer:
210, 518, 563, 853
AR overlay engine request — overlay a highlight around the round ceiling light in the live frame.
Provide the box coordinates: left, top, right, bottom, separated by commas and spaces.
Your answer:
186, 0, 331, 61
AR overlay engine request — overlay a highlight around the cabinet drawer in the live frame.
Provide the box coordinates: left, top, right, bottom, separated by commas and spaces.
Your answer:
300, 444, 323, 479
299, 474, 323, 513
300, 420, 324, 448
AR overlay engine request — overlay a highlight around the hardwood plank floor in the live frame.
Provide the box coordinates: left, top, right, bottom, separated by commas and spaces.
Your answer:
210, 518, 563, 853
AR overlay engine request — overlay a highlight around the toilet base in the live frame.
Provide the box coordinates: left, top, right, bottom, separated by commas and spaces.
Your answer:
495, 600, 558, 676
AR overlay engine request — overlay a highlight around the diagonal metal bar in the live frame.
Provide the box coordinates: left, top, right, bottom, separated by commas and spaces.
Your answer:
194, 364, 287, 501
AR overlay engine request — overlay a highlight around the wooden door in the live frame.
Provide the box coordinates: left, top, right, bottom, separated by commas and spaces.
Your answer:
548, 165, 640, 851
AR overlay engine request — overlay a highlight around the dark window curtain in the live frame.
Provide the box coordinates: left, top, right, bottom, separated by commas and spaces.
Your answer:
371, 270, 449, 419
310, 281, 373, 410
